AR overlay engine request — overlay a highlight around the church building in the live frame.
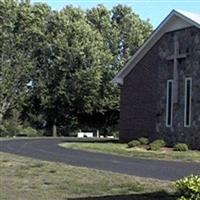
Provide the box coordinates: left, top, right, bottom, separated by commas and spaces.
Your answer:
113, 10, 200, 149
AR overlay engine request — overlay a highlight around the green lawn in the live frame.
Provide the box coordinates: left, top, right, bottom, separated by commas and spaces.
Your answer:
0, 152, 175, 200
0, 137, 14, 141
59, 142, 200, 162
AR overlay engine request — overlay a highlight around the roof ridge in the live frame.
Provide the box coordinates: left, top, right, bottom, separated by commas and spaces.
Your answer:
113, 9, 200, 85
175, 9, 200, 16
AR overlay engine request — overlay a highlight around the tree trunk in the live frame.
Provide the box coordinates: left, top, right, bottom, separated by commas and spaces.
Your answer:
0, 113, 3, 125
52, 124, 57, 137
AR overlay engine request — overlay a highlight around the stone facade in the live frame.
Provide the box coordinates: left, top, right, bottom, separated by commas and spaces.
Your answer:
120, 26, 200, 149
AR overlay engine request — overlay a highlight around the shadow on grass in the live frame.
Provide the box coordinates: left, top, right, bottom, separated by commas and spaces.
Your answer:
69, 191, 177, 200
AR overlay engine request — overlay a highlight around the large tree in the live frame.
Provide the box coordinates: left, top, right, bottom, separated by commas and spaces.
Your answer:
0, 0, 35, 123
0, 1, 152, 136
85, 5, 152, 133
23, 6, 113, 135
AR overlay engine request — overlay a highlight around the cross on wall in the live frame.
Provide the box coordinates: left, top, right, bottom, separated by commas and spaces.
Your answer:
167, 35, 187, 104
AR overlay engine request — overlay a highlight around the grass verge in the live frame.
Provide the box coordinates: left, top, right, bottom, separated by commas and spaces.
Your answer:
0, 152, 175, 200
59, 142, 200, 162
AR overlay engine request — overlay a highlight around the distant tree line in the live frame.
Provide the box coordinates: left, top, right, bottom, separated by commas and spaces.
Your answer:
0, 0, 152, 136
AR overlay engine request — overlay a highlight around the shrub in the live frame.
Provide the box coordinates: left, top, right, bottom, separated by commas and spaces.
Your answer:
111, 131, 119, 138
174, 143, 189, 152
138, 137, 149, 145
0, 120, 40, 137
0, 121, 20, 137
17, 127, 39, 137
127, 140, 140, 148
149, 142, 161, 151
149, 139, 166, 151
176, 175, 200, 200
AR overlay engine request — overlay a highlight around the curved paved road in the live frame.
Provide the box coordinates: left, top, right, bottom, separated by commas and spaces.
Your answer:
0, 138, 200, 181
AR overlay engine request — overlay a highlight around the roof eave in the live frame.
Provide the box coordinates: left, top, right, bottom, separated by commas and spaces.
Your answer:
113, 9, 200, 85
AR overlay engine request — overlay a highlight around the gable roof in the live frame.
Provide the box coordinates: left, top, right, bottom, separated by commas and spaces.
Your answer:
113, 9, 200, 85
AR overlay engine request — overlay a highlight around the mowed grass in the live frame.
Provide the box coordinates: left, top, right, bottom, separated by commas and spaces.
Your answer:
0, 137, 14, 141
0, 152, 175, 200
59, 142, 200, 162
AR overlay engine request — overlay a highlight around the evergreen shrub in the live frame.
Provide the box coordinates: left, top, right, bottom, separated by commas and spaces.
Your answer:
176, 175, 200, 200
174, 143, 189, 152
127, 140, 140, 148
149, 139, 166, 151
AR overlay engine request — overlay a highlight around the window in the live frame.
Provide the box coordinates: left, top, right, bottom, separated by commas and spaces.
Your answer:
184, 77, 192, 127
166, 80, 173, 127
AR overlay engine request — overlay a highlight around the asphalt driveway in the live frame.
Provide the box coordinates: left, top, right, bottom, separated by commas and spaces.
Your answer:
0, 138, 200, 181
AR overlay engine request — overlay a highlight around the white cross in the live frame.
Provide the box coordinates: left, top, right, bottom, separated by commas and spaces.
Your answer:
167, 35, 187, 103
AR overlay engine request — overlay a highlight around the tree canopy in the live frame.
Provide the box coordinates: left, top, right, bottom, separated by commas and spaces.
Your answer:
0, 0, 152, 136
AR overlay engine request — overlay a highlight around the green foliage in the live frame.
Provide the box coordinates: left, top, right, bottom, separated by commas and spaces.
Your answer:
0, 120, 40, 137
138, 137, 149, 145
17, 126, 40, 137
149, 143, 161, 151
149, 139, 166, 151
0, 121, 19, 137
111, 131, 119, 138
174, 143, 189, 152
0, 0, 40, 124
0, 109, 40, 137
127, 140, 140, 148
176, 175, 200, 200
0, 1, 152, 136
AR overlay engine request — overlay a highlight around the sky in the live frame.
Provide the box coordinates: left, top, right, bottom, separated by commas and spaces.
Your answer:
31, 0, 200, 28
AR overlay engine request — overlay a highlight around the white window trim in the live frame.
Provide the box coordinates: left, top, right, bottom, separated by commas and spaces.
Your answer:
166, 80, 173, 127
184, 77, 192, 128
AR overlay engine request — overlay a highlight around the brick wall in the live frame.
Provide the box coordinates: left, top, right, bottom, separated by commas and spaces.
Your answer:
119, 39, 159, 141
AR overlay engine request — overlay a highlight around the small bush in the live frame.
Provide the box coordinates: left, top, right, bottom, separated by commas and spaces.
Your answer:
127, 140, 140, 148
0, 120, 40, 137
111, 131, 119, 138
149, 139, 166, 151
174, 143, 189, 152
149, 142, 161, 151
138, 137, 149, 145
17, 127, 39, 137
0, 121, 20, 137
176, 175, 200, 200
